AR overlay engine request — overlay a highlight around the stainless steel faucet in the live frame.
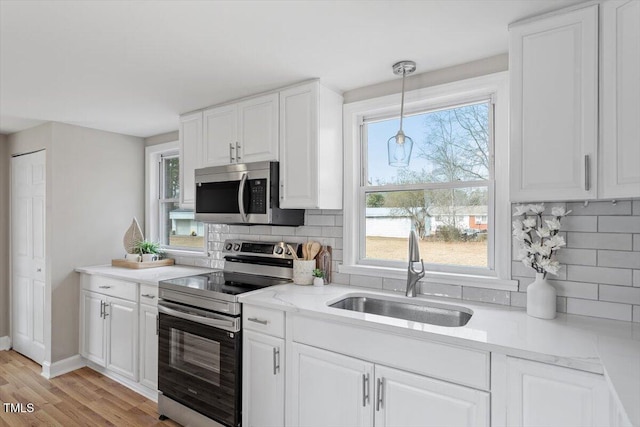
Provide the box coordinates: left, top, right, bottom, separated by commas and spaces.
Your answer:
406, 230, 425, 297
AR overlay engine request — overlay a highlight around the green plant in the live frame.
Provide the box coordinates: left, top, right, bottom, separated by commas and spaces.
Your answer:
134, 240, 162, 256
312, 268, 324, 278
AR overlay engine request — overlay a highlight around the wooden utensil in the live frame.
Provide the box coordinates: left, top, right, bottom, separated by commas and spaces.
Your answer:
302, 242, 308, 260
309, 241, 321, 260
287, 244, 299, 260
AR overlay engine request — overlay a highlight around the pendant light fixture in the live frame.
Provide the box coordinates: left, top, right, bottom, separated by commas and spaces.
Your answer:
387, 60, 416, 167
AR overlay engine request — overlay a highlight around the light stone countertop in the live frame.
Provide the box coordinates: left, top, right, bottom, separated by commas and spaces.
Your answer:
75, 264, 217, 286
238, 283, 640, 426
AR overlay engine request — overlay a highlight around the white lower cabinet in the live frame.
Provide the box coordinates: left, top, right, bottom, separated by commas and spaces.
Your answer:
242, 330, 285, 427
492, 355, 610, 427
139, 303, 158, 390
289, 343, 488, 427
80, 290, 138, 381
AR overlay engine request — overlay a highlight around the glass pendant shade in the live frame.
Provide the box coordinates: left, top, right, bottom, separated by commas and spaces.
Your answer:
387, 60, 416, 167
387, 130, 414, 167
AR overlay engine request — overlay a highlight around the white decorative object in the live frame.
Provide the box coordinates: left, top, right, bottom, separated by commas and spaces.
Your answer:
293, 260, 315, 285
125, 253, 141, 262
141, 254, 157, 262
123, 217, 144, 254
313, 277, 324, 287
512, 204, 570, 319
526, 273, 557, 319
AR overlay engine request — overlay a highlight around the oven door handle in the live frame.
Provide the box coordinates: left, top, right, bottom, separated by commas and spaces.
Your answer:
158, 303, 238, 331
237, 172, 248, 223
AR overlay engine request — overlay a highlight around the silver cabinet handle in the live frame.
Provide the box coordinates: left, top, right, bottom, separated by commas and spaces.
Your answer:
236, 141, 241, 161
98, 286, 112, 289
229, 143, 235, 163
273, 347, 280, 375
362, 373, 370, 407
584, 155, 591, 191
141, 294, 156, 299
99, 300, 104, 319
247, 317, 268, 325
376, 377, 384, 411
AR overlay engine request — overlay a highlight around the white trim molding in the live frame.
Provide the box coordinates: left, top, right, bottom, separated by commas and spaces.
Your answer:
0, 336, 11, 351
341, 72, 513, 291
41, 354, 85, 379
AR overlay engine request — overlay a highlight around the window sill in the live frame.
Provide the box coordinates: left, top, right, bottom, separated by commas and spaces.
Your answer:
162, 248, 208, 259
338, 264, 518, 292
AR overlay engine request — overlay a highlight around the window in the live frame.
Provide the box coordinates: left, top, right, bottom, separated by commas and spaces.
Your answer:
146, 142, 205, 253
343, 73, 514, 288
362, 101, 492, 271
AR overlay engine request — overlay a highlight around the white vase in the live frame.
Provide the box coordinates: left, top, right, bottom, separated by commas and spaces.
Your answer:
313, 277, 324, 287
527, 272, 557, 319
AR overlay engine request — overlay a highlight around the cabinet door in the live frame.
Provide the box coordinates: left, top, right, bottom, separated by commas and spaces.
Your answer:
80, 291, 106, 366
179, 111, 202, 208
279, 83, 319, 209
374, 365, 489, 427
106, 296, 138, 381
203, 104, 237, 167
238, 93, 279, 164
600, 0, 640, 199
509, 5, 598, 201
242, 330, 284, 427
289, 343, 373, 427
504, 357, 609, 427
139, 304, 158, 390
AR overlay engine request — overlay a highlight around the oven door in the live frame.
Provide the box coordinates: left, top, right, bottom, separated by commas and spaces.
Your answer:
158, 302, 241, 427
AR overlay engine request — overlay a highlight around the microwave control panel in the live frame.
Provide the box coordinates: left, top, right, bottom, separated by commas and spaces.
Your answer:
248, 179, 267, 213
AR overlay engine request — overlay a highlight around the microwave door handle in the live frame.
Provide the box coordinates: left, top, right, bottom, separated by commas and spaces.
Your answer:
238, 172, 248, 223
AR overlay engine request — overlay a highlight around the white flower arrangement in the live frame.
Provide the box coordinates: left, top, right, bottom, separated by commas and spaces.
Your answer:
512, 204, 571, 277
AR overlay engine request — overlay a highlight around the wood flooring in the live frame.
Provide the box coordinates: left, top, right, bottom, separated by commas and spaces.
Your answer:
0, 350, 180, 426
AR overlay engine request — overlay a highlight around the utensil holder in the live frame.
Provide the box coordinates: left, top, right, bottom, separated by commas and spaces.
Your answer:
293, 260, 315, 285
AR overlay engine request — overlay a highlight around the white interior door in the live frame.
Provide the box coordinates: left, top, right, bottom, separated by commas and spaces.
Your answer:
11, 150, 46, 364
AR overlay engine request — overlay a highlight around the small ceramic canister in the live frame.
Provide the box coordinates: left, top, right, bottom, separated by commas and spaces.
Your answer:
125, 253, 141, 262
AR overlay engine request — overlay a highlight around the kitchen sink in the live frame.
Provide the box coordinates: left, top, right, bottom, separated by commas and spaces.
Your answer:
328, 296, 472, 327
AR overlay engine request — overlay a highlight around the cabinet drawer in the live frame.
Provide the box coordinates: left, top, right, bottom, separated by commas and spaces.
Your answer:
243, 305, 285, 338
139, 284, 159, 306
83, 275, 137, 301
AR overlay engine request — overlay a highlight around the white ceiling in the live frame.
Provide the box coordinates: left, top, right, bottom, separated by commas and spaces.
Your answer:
0, 0, 585, 138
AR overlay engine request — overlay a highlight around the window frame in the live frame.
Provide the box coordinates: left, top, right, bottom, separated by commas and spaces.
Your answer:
342, 72, 516, 291
145, 141, 207, 257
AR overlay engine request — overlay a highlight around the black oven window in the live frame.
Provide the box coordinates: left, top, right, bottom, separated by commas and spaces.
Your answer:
170, 328, 221, 387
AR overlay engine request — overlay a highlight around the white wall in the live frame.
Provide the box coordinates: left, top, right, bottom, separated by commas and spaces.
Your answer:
0, 134, 9, 338
8, 122, 144, 363
145, 130, 178, 147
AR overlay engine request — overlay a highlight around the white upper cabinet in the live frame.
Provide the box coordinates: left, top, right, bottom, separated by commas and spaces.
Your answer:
179, 111, 203, 209
510, 5, 599, 202
279, 81, 343, 209
201, 93, 279, 168
600, 0, 640, 199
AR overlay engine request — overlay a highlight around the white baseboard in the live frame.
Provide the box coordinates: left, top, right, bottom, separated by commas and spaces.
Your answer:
0, 336, 11, 351
41, 354, 85, 379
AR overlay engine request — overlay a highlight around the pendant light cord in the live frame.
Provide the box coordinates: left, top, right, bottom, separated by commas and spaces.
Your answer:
399, 69, 406, 133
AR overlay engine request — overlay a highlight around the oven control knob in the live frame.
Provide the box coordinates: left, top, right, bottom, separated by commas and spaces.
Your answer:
224, 243, 233, 251
275, 246, 283, 255
233, 244, 241, 251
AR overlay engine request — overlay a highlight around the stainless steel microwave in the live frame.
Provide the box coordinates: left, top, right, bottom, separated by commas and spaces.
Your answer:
194, 161, 304, 226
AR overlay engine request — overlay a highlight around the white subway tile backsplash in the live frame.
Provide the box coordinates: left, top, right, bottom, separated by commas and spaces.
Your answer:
421, 282, 463, 299
567, 265, 632, 286
382, 278, 406, 293
598, 216, 640, 233
633, 235, 640, 251
556, 297, 567, 313
321, 226, 343, 237
559, 216, 598, 232
271, 226, 297, 236
633, 306, 640, 323
597, 250, 640, 269
295, 226, 322, 236
550, 280, 599, 299
556, 248, 597, 266
599, 285, 640, 305
634, 270, 640, 287
567, 232, 632, 250
462, 287, 510, 306
306, 215, 335, 226
567, 201, 632, 216
633, 201, 640, 215
512, 262, 535, 278
350, 274, 383, 290
331, 272, 350, 286
510, 292, 526, 308
566, 298, 632, 321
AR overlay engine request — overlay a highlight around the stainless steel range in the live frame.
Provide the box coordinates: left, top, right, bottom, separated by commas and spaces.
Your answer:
157, 240, 298, 427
